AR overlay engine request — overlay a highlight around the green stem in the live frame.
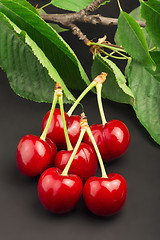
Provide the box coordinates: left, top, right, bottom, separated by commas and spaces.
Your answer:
117, 0, 122, 11
89, 42, 126, 53
96, 83, 107, 126
67, 81, 96, 116
86, 127, 108, 178
61, 128, 86, 176
149, 46, 156, 52
40, 94, 58, 141
113, 50, 130, 59
59, 95, 73, 151
38, 2, 51, 11
101, 49, 129, 60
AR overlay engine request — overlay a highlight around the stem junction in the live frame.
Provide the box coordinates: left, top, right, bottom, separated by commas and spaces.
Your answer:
67, 72, 107, 116
61, 113, 88, 176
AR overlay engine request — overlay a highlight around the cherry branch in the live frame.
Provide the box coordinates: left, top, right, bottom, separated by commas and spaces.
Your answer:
84, 0, 107, 14
68, 24, 90, 45
40, 0, 145, 28
39, 0, 145, 46
41, 13, 145, 28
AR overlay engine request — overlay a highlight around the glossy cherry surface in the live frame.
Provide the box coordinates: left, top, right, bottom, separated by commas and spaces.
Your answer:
83, 173, 127, 216
42, 108, 81, 150
16, 135, 57, 176
54, 143, 98, 183
83, 120, 130, 162
38, 167, 83, 213
45, 137, 57, 160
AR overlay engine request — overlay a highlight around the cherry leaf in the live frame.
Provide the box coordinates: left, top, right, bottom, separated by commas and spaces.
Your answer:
0, 12, 75, 103
140, 0, 160, 50
0, 0, 90, 91
129, 60, 160, 144
118, 10, 155, 69
50, 0, 110, 12
91, 54, 134, 104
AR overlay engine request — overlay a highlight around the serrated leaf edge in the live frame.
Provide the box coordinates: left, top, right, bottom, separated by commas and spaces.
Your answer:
0, 0, 90, 88
97, 55, 134, 100
1, 12, 75, 102
118, 11, 155, 67
129, 60, 160, 144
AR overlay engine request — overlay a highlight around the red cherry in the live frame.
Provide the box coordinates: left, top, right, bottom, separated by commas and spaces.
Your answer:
45, 137, 57, 160
38, 167, 83, 213
83, 173, 127, 216
67, 114, 81, 147
54, 143, 98, 183
16, 135, 57, 176
83, 120, 130, 162
42, 109, 81, 150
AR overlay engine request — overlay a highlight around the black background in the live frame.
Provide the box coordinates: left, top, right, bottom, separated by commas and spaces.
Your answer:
0, 0, 160, 239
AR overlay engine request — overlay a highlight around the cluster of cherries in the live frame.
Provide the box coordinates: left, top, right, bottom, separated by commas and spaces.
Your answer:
16, 73, 130, 216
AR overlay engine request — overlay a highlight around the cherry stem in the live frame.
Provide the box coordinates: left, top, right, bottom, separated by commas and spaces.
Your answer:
101, 49, 129, 60
86, 127, 108, 178
38, 2, 51, 11
40, 94, 58, 141
88, 42, 126, 53
117, 0, 122, 11
67, 81, 96, 116
61, 128, 86, 176
59, 95, 73, 151
96, 83, 107, 126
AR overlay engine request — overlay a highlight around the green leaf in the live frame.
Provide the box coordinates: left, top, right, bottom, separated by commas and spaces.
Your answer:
118, 10, 155, 68
13, 0, 39, 15
140, 0, 160, 50
115, 6, 154, 79
38, 8, 68, 33
129, 6, 154, 50
91, 54, 134, 104
51, 0, 93, 12
129, 6, 143, 20
150, 51, 160, 65
128, 60, 160, 144
48, 23, 69, 33
0, 0, 90, 90
0, 12, 75, 103
50, 0, 109, 12
149, 51, 160, 80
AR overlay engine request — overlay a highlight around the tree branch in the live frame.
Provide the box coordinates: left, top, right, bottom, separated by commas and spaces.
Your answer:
39, 0, 145, 46
40, 13, 146, 28
83, 0, 107, 14
39, 0, 145, 27
68, 24, 90, 45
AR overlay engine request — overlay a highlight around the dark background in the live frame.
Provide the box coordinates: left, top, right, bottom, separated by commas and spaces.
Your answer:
0, 0, 160, 239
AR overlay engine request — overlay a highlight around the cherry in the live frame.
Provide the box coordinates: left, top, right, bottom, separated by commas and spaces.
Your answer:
42, 108, 81, 150
16, 135, 57, 176
83, 173, 127, 216
38, 167, 83, 213
54, 143, 98, 183
83, 120, 130, 162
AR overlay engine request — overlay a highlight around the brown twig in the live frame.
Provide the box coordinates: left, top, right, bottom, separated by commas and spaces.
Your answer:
39, 0, 146, 45
41, 13, 146, 28
68, 24, 90, 45
84, 0, 107, 14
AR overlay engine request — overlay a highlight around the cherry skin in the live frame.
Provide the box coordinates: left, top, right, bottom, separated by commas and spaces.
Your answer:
54, 143, 98, 183
84, 124, 108, 161
16, 135, 57, 177
38, 167, 83, 213
83, 173, 127, 216
42, 108, 81, 150
83, 120, 130, 162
